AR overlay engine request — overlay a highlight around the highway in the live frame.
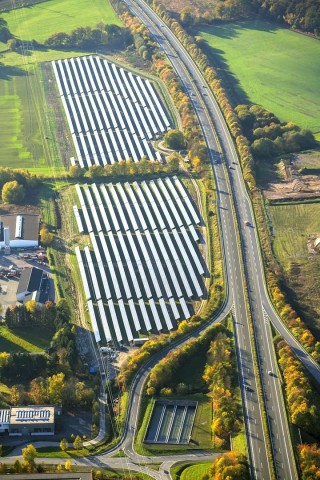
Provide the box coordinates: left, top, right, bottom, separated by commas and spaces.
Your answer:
2, 2, 319, 480
115, 0, 320, 478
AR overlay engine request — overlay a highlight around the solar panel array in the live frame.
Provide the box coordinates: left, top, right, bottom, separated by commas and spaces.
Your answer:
52, 56, 170, 168
74, 177, 206, 344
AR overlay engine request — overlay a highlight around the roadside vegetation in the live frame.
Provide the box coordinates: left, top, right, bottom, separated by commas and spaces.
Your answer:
132, 320, 243, 455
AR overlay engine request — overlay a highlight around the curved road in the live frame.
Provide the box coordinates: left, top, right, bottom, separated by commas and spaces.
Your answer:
116, 0, 320, 478
3, 3, 320, 480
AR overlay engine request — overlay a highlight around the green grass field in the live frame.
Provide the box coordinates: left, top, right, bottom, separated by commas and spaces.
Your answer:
0, 0, 122, 173
268, 202, 320, 333
198, 21, 320, 136
180, 463, 211, 480
0, 325, 53, 353
1, 0, 121, 44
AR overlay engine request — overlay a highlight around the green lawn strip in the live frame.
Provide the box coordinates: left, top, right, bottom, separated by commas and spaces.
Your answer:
171, 461, 212, 480
1, 0, 121, 45
231, 426, 247, 455
197, 20, 320, 135
36, 447, 91, 458
0, 325, 52, 353
180, 462, 211, 480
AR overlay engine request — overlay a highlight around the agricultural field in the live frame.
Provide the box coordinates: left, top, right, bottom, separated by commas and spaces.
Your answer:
268, 201, 320, 334
0, 0, 123, 173
52, 56, 170, 167
74, 178, 207, 344
0, 0, 121, 51
197, 21, 320, 137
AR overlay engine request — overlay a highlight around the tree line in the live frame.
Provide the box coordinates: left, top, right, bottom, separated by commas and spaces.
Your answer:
116, 4, 208, 167
275, 338, 320, 437
176, 0, 319, 35
149, 0, 320, 362
44, 23, 132, 51
68, 156, 180, 180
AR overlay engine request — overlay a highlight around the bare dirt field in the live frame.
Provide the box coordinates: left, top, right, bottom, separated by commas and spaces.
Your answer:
263, 150, 320, 201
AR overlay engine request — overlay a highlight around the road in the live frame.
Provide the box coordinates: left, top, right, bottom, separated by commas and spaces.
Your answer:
116, 0, 320, 478
2, 2, 320, 479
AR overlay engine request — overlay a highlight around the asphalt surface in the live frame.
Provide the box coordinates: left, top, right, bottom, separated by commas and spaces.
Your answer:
2, 3, 320, 480
118, 0, 320, 478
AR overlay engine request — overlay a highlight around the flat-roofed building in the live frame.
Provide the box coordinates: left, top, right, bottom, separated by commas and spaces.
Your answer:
0, 214, 40, 249
9, 406, 55, 436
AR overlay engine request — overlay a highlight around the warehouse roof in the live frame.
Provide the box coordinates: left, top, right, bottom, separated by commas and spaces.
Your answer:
17, 267, 43, 295
0, 214, 40, 242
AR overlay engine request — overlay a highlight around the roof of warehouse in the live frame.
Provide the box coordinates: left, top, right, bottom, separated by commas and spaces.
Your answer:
0, 214, 40, 241
17, 267, 43, 295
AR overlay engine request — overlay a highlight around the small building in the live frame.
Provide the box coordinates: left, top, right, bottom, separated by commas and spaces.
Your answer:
16, 267, 43, 303
0, 214, 40, 249
0, 409, 10, 433
9, 406, 56, 436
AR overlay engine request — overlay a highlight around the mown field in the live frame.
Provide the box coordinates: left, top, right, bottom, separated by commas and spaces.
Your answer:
268, 202, 320, 334
1, 0, 121, 46
0, 0, 122, 173
197, 21, 320, 137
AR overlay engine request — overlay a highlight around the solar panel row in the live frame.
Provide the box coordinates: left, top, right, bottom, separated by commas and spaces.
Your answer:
52, 56, 171, 168
74, 178, 206, 343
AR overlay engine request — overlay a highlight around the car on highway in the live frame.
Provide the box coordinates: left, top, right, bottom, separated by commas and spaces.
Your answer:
245, 220, 251, 226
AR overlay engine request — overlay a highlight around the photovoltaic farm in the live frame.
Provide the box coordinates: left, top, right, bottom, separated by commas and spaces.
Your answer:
74, 176, 208, 344
51, 56, 171, 168
145, 400, 198, 444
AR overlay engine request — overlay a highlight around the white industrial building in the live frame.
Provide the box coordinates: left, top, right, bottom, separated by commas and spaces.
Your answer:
0, 406, 58, 436
0, 214, 40, 249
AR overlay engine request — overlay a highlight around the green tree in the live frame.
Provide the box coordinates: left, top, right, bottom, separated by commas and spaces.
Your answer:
68, 164, 84, 178
163, 129, 186, 150
2, 181, 25, 204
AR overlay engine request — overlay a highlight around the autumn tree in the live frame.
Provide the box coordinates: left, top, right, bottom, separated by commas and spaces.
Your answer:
64, 459, 72, 471
205, 451, 249, 480
73, 435, 83, 450
22, 444, 37, 471
25, 300, 37, 315
40, 226, 54, 246
48, 372, 65, 405
29, 377, 47, 404
60, 438, 69, 452
298, 444, 320, 480
2, 181, 25, 204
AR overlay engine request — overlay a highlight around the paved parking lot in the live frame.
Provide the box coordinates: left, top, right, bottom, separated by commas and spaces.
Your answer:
0, 250, 55, 319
